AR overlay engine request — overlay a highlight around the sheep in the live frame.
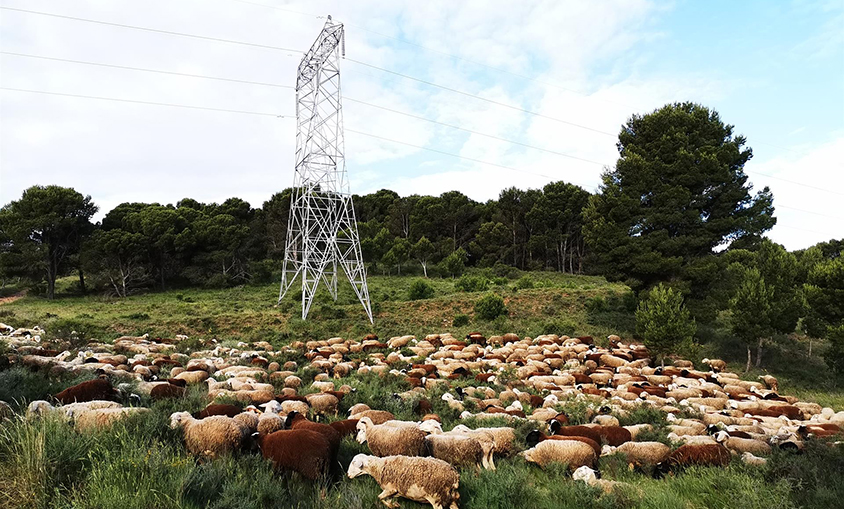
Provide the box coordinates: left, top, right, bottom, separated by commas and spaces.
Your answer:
525, 429, 601, 457
174, 370, 210, 384
71, 406, 150, 431
169, 411, 248, 458
329, 418, 360, 439
54, 376, 120, 404
304, 392, 339, 419
521, 439, 597, 471
257, 412, 285, 436
233, 411, 260, 432
572, 466, 628, 495
347, 454, 460, 509
715, 431, 771, 456
194, 404, 242, 419
741, 451, 768, 466
450, 424, 517, 458
757, 375, 779, 392
348, 403, 371, 415
656, 443, 731, 475
424, 433, 486, 469
351, 409, 395, 425
356, 416, 427, 457
549, 423, 603, 445
0, 400, 12, 420
150, 382, 186, 400
610, 441, 671, 467
701, 358, 727, 372
258, 429, 332, 480
284, 411, 341, 460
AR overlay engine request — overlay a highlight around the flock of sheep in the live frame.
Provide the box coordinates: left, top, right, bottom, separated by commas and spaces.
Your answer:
3, 322, 844, 508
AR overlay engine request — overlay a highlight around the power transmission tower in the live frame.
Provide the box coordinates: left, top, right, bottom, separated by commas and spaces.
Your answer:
278, 16, 373, 323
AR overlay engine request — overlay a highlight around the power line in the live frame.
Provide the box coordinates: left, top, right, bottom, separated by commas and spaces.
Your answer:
345, 58, 616, 138
0, 52, 294, 89
744, 170, 844, 197
346, 128, 598, 190
0, 87, 291, 117
0, 6, 304, 54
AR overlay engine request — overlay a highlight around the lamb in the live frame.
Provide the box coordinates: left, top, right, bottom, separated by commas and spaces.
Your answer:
258, 429, 332, 480
169, 411, 249, 458
521, 439, 597, 471
741, 451, 768, 466
72, 406, 150, 431
572, 466, 628, 495
347, 454, 460, 509
425, 433, 487, 469
609, 441, 671, 467
54, 376, 120, 404
356, 416, 427, 457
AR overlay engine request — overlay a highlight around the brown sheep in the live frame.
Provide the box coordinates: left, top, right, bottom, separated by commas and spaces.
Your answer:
54, 376, 119, 404
329, 418, 360, 439
150, 382, 186, 400
284, 411, 340, 461
194, 404, 242, 419
258, 429, 332, 480
549, 423, 603, 445
656, 443, 732, 476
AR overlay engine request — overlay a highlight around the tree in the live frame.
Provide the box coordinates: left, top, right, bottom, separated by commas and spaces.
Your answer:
411, 236, 436, 277
635, 284, 697, 366
583, 102, 776, 302
384, 238, 410, 275
83, 229, 147, 297
730, 268, 773, 372
0, 185, 97, 299
804, 257, 844, 376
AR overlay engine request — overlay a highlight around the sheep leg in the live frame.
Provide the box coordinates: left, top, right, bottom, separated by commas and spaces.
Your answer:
377, 489, 399, 508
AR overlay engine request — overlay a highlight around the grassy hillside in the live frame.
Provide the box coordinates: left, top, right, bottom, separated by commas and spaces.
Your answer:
1, 271, 843, 509
0, 272, 635, 345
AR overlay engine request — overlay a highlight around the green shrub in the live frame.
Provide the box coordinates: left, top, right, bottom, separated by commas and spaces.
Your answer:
46, 317, 104, 342
636, 284, 696, 365
585, 295, 607, 313
453, 314, 470, 327
408, 279, 435, 300
455, 275, 491, 292
516, 276, 534, 289
474, 293, 508, 320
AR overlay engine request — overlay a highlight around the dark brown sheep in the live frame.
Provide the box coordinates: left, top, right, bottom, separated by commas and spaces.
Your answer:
550, 424, 603, 445
657, 443, 731, 475
193, 404, 242, 419
258, 429, 332, 480
285, 411, 341, 461
598, 426, 633, 446
54, 376, 119, 404
150, 383, 186, 400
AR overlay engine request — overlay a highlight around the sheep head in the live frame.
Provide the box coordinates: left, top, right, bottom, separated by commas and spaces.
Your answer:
169, 411, 191, 429
347, 453, 371, 478
573, 465, 598, 483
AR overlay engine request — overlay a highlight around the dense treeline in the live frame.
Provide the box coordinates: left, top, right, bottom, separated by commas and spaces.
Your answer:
2, 102, 842, 372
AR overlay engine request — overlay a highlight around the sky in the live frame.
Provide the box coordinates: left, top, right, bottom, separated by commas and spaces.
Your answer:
0, 0, 842, 251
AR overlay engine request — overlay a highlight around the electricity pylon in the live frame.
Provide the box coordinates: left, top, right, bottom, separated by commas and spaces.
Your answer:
278, 16, 373, 323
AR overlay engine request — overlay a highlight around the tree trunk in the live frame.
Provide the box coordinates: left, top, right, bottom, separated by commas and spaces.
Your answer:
421, 261, 428, 278
808, 338, 813, 357
78, 268, 86, 294
755, 337, 764, 368
745, 345, 752, 373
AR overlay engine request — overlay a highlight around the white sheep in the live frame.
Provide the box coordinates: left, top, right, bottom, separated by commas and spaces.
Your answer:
169, 411, 250, 458
347, 454, 460, 509
521, 439, 596, 471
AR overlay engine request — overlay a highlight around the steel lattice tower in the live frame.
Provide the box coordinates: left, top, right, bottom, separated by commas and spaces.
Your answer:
278, 16, 373, 323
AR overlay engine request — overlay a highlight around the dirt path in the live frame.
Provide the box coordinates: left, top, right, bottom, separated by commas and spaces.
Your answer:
0, 290, 26, 305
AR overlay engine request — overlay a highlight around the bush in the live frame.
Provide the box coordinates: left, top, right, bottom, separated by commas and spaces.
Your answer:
475, 293, 508, 320
453, 314, 470, 327
636, 284, 697, 365
408, 279, 435, 300
455, 275, 490, 292
516, 276, 534, 289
